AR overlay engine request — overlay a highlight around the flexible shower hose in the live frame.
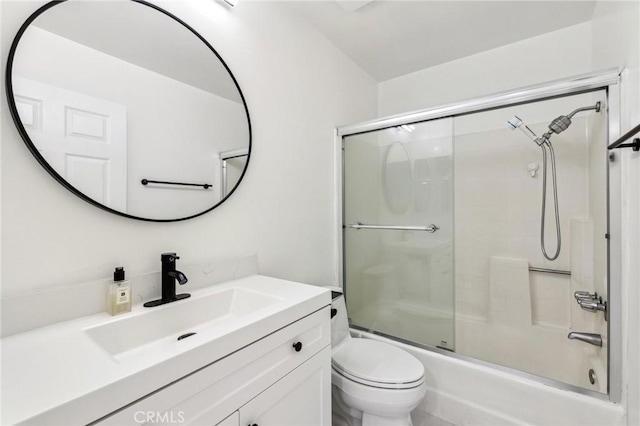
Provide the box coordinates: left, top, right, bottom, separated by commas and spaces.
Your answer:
539, 141, 561, 261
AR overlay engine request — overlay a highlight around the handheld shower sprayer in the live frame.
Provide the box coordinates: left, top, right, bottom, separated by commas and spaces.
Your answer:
507, 116, 545, 146
507, 101, 601, 261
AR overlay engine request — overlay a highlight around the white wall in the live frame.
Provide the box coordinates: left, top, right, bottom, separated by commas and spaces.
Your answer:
378, 22, 593, 117
0, 0, 377, 306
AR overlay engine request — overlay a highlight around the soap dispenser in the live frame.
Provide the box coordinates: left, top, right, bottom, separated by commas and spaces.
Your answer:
107, 266, 132, 316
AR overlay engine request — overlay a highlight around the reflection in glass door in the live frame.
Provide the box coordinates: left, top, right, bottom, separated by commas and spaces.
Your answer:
343, 118, 455, 350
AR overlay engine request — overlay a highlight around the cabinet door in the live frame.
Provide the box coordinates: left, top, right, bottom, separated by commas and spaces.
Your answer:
240, 346, 331, 426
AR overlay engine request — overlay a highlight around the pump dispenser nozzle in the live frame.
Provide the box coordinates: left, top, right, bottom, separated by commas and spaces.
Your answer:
114, 266, 125, 282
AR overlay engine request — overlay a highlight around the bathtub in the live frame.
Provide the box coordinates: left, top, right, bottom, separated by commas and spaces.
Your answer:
350, 328, 624, 426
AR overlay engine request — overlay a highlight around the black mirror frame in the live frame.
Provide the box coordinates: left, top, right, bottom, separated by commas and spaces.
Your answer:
5, 0, 252, 222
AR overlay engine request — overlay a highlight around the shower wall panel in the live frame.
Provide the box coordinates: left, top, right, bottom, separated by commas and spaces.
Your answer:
453, 91, 608, 392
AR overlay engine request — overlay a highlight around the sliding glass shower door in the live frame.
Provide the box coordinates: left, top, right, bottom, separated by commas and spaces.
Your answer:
343, 118, 455, 350
342, 89, 610, 395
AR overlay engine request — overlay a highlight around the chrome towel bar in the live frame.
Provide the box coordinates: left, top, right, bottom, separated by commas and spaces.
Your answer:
347, 222, 439, 233
528, 267, 571, 276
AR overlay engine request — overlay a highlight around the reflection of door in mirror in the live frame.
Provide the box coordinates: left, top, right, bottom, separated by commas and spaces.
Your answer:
13, 76, 127, 210
7, 0, 251, 221
221, 151, 248, 199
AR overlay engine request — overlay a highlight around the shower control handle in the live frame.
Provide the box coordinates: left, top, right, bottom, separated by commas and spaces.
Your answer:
574, 290, 607, 321
578, 298, 608, 320
574, 291, 597, 301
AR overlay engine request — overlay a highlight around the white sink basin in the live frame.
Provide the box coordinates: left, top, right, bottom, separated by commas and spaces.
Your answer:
84, 287, 281, 360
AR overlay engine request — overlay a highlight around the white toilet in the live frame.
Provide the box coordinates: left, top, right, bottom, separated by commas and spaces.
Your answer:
328, 287, 427, 426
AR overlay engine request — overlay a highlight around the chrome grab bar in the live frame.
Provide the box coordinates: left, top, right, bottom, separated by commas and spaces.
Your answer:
347, 222, 439, 233
528, 267, 571, 276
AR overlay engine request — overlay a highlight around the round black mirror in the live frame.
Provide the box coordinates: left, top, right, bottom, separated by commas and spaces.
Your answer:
6, 0, 251, 221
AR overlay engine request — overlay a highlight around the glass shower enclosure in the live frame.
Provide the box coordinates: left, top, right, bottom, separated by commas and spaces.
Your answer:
343, 118, 455, 351
341, 71, 620, 399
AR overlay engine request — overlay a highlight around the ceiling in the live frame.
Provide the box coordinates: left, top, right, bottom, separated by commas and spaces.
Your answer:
32, 1, 242, 102
283, 1, 597, 82
29, 0, 598, 93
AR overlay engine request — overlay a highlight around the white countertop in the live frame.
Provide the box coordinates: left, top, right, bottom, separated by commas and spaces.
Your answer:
1, 275, 330, 425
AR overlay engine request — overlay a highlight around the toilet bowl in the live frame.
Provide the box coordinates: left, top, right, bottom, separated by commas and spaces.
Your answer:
327, 287, 426, 426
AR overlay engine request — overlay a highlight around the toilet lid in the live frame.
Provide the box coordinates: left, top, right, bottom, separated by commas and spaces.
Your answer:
332, 339, 424, 388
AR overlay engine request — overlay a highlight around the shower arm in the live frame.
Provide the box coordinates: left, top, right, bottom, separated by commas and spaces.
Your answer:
566, 101, 601, 119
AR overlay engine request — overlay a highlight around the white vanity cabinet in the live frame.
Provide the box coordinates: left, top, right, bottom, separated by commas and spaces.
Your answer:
96, 306, 331, 426
235, 347, 330, 426
190, 348, 331, 426
213, 348, 330, 426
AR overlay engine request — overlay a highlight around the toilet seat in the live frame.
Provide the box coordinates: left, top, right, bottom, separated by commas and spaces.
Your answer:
332, 339, 424, 389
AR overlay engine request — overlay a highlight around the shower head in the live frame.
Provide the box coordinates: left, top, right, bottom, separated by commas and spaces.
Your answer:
509, 101, 602, 146
548, 115, 572, 134
546, 101, 601, 136
508, 102, 600, 263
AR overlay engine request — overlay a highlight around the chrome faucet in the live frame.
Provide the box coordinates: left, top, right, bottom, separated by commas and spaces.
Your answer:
567, 332, 602, 347
143, 252, 190, 307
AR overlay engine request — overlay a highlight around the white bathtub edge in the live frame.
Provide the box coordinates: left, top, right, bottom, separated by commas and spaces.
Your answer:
351, 329, 626, 426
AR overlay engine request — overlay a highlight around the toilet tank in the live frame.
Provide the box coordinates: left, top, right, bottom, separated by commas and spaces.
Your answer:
325, 286, 351, 348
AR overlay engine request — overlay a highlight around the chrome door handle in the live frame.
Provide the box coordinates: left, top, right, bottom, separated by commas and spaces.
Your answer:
348, 222, 439, 233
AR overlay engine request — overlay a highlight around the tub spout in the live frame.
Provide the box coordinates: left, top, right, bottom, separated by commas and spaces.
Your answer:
567, 332, 602, 347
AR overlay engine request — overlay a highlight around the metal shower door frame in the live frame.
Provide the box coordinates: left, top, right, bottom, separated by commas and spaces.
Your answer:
335, 68, 622, 402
